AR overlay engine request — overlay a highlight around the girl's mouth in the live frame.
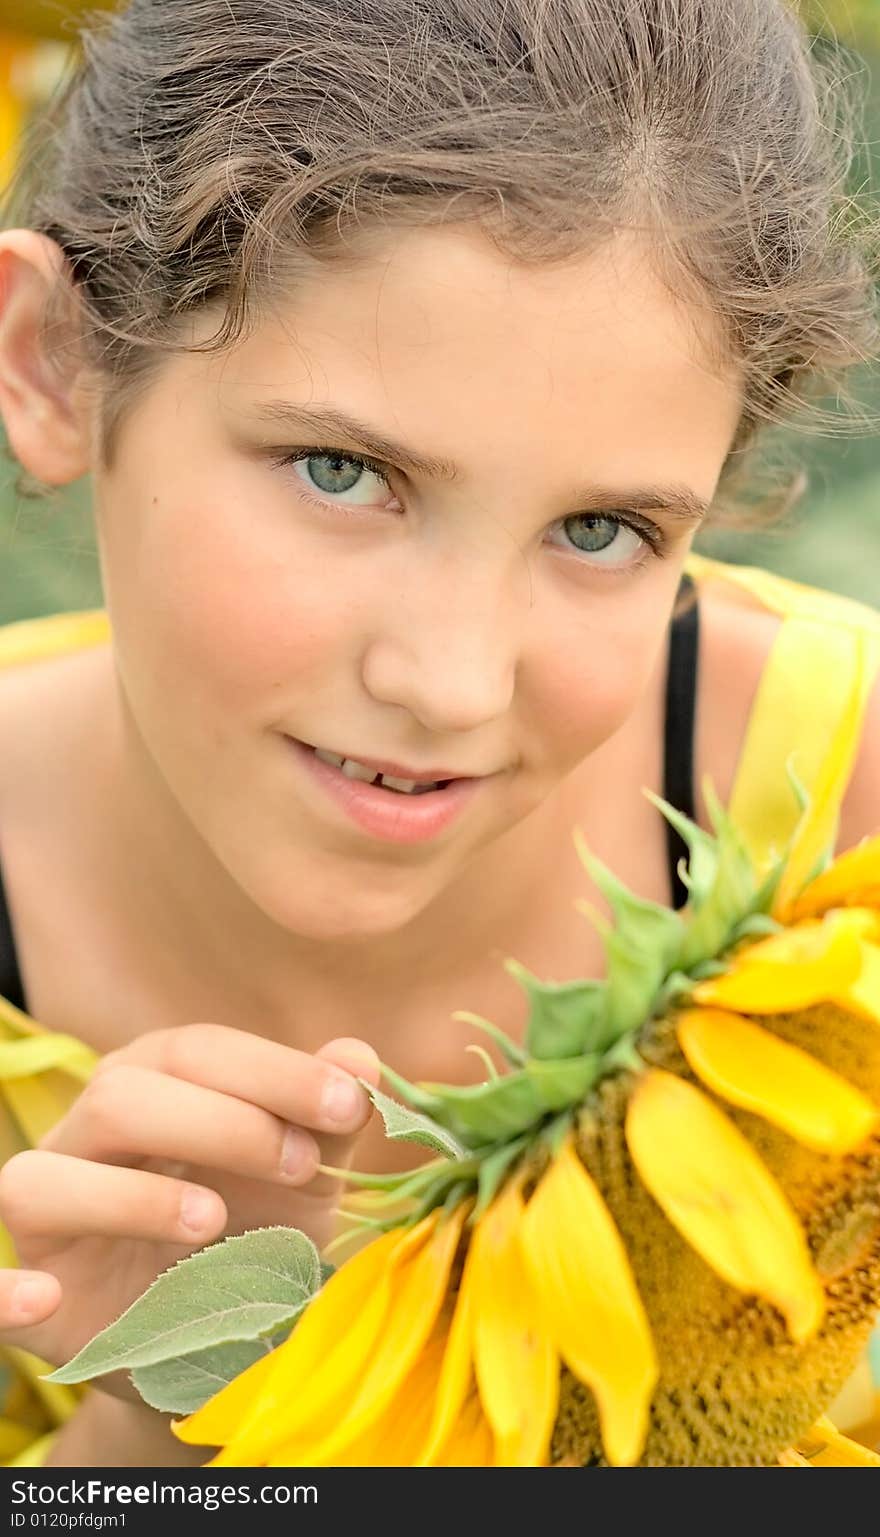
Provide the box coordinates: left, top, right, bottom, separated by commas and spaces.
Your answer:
283, 736, 487, 845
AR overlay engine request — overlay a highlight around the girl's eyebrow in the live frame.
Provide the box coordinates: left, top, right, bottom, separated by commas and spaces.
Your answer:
249, 399, 710, 523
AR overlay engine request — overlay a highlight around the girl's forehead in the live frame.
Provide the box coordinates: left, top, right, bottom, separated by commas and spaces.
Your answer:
200, 223, 739, 406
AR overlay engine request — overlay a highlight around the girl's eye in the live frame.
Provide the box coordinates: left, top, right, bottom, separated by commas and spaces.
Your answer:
274, 448, 665, 569
548, 513, 662, 569
281, 449, 394, 510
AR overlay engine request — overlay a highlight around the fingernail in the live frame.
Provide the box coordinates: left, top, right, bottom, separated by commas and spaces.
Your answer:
179, 1187, 219, 1236
12, 1276, 49, 1320
280, 1126, 317, 1177
321, 1074, 363, 1127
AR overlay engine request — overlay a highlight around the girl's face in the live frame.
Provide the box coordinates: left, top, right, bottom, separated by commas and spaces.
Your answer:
93, 224, 742, 939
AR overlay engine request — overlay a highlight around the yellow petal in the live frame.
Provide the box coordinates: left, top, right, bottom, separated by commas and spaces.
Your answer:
793, 1416, 880, 1467
177, 1224, 403, 1457
836, 941, 880, 1027
268, 1318, 450, 1466
773, 632, 867, 921
676, 1007, 878, 1153
434, 1390, 496, 1466
417, 1241, 478, 1466
790, 835, 880, 922
691, 918, 862, 1014
626, 1071, 824, 1344
170, 1348, 281, 1451
469, 1180, 558, 1467
518, 1137, 657, 1468
288, 1204, 467, 1465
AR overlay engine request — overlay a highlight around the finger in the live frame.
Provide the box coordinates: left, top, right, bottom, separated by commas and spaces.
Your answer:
0, 1268, 62, 1330
312, 1037, 382, 1173
0, 1150, 227, 1245
315, 1037, 382, 1089
41, 1065, 322, 1187
93, 1024, 377, 1137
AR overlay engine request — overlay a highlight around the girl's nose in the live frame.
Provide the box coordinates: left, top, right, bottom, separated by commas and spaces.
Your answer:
360, 549, 527, 736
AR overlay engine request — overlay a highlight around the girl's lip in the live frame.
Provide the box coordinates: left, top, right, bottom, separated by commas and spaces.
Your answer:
284, 735, 486, 844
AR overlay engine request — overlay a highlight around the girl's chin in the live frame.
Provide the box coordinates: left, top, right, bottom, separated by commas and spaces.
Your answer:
259, 868, 443, 942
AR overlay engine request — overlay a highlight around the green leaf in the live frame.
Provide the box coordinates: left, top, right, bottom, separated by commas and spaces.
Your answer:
45, 1228, 321, 1386
365, 1079, 467, 1159
131, 1338, 276, 1416
503, 958, 610, 1059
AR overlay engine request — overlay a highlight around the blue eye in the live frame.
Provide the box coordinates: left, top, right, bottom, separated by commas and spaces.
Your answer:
549, 514, 658, 567
273, 446, 666, 569
281, 449, 392, 509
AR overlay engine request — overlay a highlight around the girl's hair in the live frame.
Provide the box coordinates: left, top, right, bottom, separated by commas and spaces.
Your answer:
4, 0, 880, 527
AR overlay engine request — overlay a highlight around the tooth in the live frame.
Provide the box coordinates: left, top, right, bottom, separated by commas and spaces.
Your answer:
341, 757, 379, 783
380, 775, 421, 792
314, 748, 345, 769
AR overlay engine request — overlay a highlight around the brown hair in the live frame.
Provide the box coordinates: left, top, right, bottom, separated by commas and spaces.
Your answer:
4, 0, 880, 528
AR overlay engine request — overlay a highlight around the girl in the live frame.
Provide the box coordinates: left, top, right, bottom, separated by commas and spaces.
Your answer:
0, 0, 879, 1466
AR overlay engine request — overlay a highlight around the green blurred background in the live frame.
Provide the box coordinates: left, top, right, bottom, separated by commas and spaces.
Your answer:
1, 0, 880, 625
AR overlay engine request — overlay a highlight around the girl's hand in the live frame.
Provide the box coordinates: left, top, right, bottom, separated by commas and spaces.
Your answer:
0, 1025, 381, 1380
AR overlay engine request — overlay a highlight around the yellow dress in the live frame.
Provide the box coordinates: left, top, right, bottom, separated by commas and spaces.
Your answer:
1, 554, 879, 1466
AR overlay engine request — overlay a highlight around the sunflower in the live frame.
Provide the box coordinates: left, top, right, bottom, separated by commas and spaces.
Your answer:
173, 719, 880, 1467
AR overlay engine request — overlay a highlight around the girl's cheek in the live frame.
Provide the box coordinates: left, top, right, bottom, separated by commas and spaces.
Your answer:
537, 619, 659, 767
103, 493, 359, 725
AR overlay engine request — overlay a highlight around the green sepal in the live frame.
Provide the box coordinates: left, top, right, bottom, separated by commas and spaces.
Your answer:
602, 1035, 644, 1075
524, 1053, 602, 1111
465, 1044, 499, 1080
536, 1109, 575, 1160
451, 1011, 528, 1068
675, 781, 757, 971
415, 1069, 547, 1147
441, 1179, 476, 1218
726, 913, 785, 945
503, 957, 610, 1058
319, 1159, 441, 1190
575, 830, 683, 1037
689, 958, 728, 980
418, 1050, 602, 1149
376, 1063, 445, 1114
473, 1136, 530, 1221
652, 969, 696, 1015
644, 790, 719, 908
784, 753, 810, 817
753, 857, 786, 914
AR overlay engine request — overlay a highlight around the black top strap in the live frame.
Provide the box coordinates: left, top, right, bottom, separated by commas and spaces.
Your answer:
663, 573, 700, 910
0, 849, 26, 1012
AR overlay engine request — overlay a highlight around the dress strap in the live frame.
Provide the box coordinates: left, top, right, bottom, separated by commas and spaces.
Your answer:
663, 574, 699, 910
0, 858, 25, 1014
684, 552, 880, 874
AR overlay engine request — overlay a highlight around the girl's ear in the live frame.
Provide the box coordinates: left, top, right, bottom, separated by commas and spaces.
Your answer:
0, 229, 93, 486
